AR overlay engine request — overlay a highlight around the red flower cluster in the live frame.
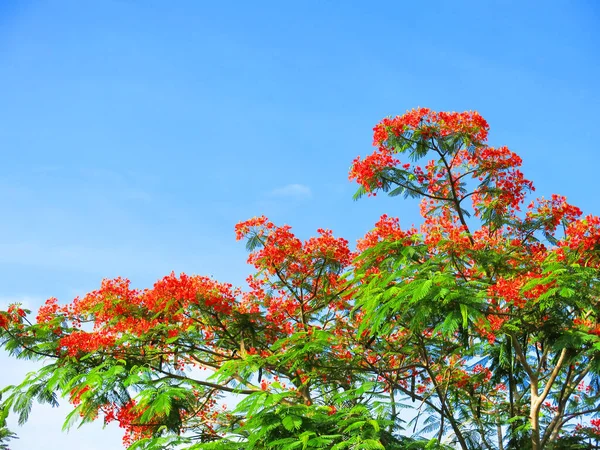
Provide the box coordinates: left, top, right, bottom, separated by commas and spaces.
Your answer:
488, 277, 526, 308
527, 194, 582, 233
36, 297, 60, 324
350, 108, 533, 227
37, 272, 241, 360
59, 330, 117, 357
564, 214, 600, 253
234, 215, 273, 241
470, 146, 534, 215
350, 109, 490, 193
356, 214, 417, 253
0, 311, 9, 329
371, 108, 489, 148
103, 400, 153, 447
0, 305, 26, 330
348, 150, 399, 194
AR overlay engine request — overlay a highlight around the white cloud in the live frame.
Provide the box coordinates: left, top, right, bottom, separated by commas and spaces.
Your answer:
269, 183, 311, 199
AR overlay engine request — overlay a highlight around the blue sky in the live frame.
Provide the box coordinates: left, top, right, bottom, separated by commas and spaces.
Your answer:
0, 1, 598, 448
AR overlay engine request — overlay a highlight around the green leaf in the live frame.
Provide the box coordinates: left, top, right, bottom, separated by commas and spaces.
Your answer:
559, 287, 575, 298
281, 414, 302, 431
367, 419, 380, 432
62, 404, 83, 431
412, 279, 432, 303
459, 304, 469, 328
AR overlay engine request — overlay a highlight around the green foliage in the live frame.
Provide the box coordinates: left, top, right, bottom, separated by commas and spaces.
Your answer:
0, 394, 16, 450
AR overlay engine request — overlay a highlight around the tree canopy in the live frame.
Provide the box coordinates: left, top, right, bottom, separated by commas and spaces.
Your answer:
2, 108, 600, 449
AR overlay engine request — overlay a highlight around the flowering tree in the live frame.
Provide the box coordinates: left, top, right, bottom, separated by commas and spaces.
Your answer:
1, 109, 600, 450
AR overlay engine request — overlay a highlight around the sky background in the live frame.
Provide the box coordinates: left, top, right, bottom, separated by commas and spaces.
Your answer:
0, 0, 598, 448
